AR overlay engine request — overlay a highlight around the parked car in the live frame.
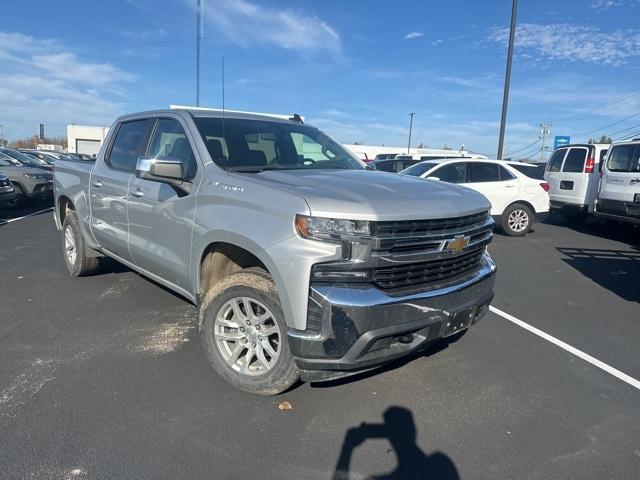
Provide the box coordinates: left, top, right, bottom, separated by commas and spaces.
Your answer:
544, 143, 609, 223
400, 159, 550, 236
0, 152, 54, 204
0, 173, 17, 207
20, 149, 71, 165
54, 107, 496, 395
367, 157, 420, 173
0, 147, 52, 171
594, 139, 640, 225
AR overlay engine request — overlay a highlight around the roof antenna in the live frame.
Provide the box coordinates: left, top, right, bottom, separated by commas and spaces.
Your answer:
222, 56, 227, 171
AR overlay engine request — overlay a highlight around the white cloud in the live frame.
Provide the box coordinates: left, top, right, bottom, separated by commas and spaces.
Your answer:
201, 0, 342, 57
0, 31, 132, 139
404, 32, 424, 40
489, 23, 640, 66
589, 0, 637, 10
33, 53, 135, 86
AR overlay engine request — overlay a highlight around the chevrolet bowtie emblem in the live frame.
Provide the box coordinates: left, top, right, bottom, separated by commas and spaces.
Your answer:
445, 235, 470, 253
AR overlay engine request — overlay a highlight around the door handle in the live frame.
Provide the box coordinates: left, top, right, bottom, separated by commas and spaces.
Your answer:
504, 184, 515, 188
130, 189, 144, 198
92, 180, 103, 188
630, 178, 640, 184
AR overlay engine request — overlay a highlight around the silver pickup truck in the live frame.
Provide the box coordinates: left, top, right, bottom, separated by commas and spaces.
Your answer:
54, 107, 496, 395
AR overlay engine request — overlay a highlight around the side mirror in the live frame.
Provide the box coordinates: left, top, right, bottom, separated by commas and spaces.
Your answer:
136, 157, 191, 194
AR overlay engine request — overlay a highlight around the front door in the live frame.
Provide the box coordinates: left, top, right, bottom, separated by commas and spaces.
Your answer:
127, 117, 200, 289
89, 119, 152, 262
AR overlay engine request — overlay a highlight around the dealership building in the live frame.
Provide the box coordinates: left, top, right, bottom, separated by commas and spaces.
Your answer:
67, 124, 110, 155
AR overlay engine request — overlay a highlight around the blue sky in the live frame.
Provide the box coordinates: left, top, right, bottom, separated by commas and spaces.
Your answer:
2, 0, 640, 158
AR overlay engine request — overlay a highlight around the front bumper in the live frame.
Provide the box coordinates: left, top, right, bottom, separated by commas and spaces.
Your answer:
0, 189, 16, 205
28, 181, 53, 199
288, 253, 496, 382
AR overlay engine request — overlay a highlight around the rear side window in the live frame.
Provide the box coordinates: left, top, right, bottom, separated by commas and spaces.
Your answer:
499, 166, 516, 180
562, 148, 587, 173
607, 145, 640, 172
547, 149, 566, 172
469, 162, 499, 182
376, 161, 397, 172
510, 163, 545, 180
107, 119, 151, 172
431, 162, 466, 183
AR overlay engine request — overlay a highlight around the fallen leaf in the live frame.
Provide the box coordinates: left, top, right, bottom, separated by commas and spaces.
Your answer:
278, 401, 293, 411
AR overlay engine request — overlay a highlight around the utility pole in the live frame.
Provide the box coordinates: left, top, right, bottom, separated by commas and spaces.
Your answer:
539, 123, 551, 162
0, 124, 4, 147
196, 0, 203, 106
497, 0, 518, 160
407, 113, 415, 154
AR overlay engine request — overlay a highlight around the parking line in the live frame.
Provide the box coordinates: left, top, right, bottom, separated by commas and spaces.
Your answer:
0, 207, 53, 225
489, 305, 640, 391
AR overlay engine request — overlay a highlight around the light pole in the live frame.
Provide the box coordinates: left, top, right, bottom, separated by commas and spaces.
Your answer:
407, 113, 415, 154
497, 0, 518, 160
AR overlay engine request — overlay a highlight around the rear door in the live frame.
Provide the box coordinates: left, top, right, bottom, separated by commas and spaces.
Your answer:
89, 119, 152, 262
464, 162, 519, 215
544, 148, 567, 202
555, 146, 590, 207
127, 116, 200, 290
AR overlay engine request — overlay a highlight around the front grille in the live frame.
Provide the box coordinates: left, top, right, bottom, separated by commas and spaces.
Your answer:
374, 211, 490, 237
373, 247, 485, 293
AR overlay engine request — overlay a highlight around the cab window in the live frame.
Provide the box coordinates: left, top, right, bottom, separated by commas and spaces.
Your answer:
607, 145, 639, 172
107, 119, 152, 172
430, 162, 466, 183
147, 118, 198, 180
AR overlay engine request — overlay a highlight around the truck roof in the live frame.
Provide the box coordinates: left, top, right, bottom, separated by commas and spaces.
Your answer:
114, 107, 307, 126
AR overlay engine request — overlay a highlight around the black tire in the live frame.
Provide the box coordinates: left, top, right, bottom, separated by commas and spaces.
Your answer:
10, 183, 27, 207
61, 211, 101, 276
561, 211, 588, 224
200, 268, 299, 395
501, 203, 533, 236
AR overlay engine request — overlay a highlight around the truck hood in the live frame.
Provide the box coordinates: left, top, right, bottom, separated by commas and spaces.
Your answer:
248, 169, 491, 221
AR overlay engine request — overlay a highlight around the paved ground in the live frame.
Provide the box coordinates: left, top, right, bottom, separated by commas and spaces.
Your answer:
1, 205, 639, 480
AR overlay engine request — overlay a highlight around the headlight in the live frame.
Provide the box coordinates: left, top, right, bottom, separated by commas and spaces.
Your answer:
295, 214, 371, 242
22, 173, 46, 179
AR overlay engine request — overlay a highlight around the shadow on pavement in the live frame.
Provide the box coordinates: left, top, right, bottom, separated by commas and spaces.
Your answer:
332, 406, 459, 480
544, 212, 639, 246
557, 247, 640, 302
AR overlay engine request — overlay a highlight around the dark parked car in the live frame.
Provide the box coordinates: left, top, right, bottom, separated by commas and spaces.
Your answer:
19, 149, 67, 166
0, 173, 16, 207
366, 157, 420, 173
0, 148, 52, 171
0, 153, 53, 205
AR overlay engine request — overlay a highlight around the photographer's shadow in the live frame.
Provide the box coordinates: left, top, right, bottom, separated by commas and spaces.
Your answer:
333, 407, 459, 480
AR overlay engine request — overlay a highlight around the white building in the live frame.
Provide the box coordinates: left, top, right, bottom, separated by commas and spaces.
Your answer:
67, 124, 109, 155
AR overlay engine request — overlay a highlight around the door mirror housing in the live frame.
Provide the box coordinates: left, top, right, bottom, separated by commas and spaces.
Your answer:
136, 157, 191, 194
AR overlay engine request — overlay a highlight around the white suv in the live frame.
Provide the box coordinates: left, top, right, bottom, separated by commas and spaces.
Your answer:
400, 159, 550, 236
595, 140, 640, 225
544, 143, 609, 223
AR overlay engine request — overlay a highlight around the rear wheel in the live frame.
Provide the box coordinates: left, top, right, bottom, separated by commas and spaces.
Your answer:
200, 268, 299, 395
501, 203, 533, 236
61, 211, 101, 276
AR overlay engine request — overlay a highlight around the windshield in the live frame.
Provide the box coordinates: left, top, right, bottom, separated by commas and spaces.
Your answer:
3, 149, 48, 167
401, 162, 438, 177
194, 117, 363, 172
0, 154, 18, 166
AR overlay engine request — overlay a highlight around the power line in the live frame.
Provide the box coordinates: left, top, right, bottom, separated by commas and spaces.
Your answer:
504, 137, 540, 156
609, 122, 640, 139
552, 85, 640, 124
571, 111, 640, 139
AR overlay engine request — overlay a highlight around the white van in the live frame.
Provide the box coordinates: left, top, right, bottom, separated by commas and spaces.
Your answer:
595, 140, 640, 225
544, 143, 609, 222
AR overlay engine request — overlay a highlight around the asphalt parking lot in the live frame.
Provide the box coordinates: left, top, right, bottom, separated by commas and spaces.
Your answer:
1, 206, 639, 480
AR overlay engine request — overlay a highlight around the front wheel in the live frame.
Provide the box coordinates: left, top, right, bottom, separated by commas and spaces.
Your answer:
501, 203, 533, 236
200, 268, 299, 395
